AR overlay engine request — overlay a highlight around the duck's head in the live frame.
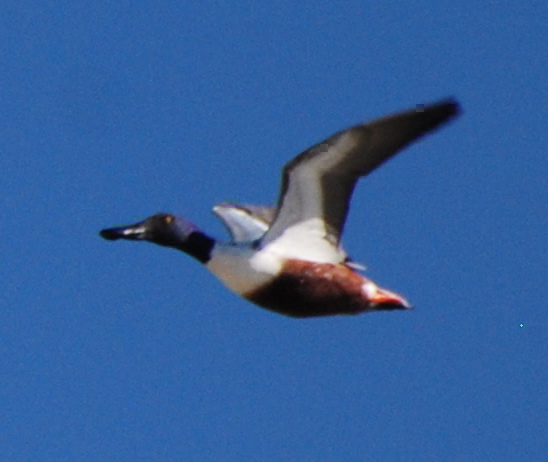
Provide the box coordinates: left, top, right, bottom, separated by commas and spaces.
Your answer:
100, 214, 214, 263
100, 213, 197, 246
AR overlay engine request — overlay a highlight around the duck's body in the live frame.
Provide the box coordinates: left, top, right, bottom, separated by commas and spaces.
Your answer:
100, 99, 461, 317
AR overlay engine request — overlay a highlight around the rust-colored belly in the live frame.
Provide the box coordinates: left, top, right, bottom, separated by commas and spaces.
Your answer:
244, 259, 406, 318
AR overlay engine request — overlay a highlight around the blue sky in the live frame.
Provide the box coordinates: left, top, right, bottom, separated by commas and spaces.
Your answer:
1, 1, 546, 460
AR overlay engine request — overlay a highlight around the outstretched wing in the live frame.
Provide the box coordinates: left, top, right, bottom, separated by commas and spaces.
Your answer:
213, 202, 276, 242
261, 99, 461, 249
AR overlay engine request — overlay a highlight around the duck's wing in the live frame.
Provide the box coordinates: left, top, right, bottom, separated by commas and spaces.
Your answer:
213, 202, 276, 242
261, 98, 461, 250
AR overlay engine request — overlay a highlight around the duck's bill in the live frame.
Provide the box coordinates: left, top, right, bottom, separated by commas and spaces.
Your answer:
99, 223, 146, 241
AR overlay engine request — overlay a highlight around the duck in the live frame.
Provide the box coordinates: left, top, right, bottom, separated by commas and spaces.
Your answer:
100, 98, 461, 317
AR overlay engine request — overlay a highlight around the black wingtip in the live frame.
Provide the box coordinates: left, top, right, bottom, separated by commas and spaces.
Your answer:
411, 98, 462, 135
442, 97, 462, 115
419, 97, 462, 119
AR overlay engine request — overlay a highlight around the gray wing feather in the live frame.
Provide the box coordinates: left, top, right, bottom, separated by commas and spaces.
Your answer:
213, 202, 276, 242
262, 98, 461, 246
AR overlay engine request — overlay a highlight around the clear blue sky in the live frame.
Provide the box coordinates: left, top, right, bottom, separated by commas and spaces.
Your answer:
1, 1, 546, 461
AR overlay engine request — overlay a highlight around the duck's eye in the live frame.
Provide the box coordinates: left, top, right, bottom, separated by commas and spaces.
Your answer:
164, 215, 174, 224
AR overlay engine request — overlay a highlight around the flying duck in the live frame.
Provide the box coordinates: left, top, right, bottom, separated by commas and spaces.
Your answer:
100, 99, 461, 317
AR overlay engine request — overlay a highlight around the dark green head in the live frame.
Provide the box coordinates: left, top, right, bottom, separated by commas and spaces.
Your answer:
100, 213, 214, 263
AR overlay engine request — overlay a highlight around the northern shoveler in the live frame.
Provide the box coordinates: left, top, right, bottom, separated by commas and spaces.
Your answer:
100, 99, 461, 317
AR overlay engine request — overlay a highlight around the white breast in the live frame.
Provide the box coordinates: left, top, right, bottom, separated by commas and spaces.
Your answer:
206, 243, 283, 295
